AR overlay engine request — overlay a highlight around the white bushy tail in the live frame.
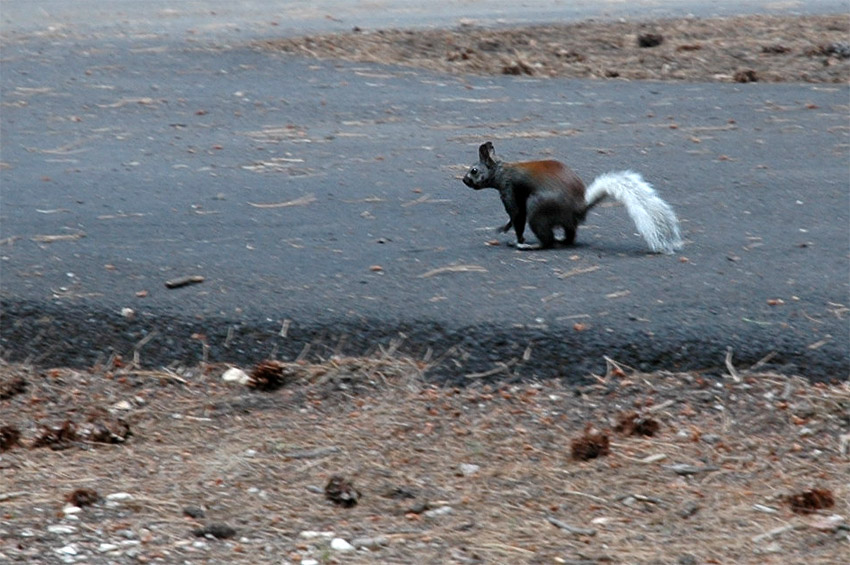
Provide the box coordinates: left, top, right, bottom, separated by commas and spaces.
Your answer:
585, 171, 683, 254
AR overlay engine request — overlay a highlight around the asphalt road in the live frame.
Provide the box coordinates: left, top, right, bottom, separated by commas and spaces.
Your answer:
1, 3, 848, 382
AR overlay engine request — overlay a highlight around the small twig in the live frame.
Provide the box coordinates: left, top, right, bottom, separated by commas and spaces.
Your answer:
286, 446, 341, 459
781, 379, 794, 401
615, 493, 663, 505
647, 399, 677, 413
749, 351, 777, 371
724, 347, 741, 382
295, 343, 311, 363
279, 319, 291, 338
665, 463, 720, 476
419, 264, 487, 278
631, 493, 664, 505
638, 453, 668, 464
132, 331, 159, 367
31, 232, 85, 243
603, 356, 636, 376
119, 368, 188, 386
247, 194, 316, 208
401, 194, 451, 207
557, 265, 600, 279
477, 543, 535, 555
546, 516, 597, 536
563, 490, 608, 504
751, 524, 795, 543
465, 361, 515, 379
380, 334, 406, 359
836, 433, 850, 457
164, 275, 204, 289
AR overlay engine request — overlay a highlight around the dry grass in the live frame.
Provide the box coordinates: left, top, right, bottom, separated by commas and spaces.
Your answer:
1, 355, 847, 564
257, 14, 850, 84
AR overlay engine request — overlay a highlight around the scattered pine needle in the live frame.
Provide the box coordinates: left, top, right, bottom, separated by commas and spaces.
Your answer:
247, 194, 316, 208
557, 265, 601, 279
31, 233, 86, 243
418, 264, 487, 278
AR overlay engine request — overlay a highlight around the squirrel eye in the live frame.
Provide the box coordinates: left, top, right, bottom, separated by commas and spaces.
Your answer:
470, 167, 478, 175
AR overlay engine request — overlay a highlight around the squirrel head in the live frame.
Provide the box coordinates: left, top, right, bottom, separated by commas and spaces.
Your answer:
462, 142, 498, 190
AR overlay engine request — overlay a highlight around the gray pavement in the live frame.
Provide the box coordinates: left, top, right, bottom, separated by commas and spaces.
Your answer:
1, 2, 848, 381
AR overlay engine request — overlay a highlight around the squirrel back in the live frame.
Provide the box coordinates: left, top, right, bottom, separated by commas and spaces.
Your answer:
462, 141, 683, 253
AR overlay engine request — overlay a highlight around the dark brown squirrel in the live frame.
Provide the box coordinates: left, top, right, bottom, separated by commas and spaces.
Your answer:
462, 142, 683, 253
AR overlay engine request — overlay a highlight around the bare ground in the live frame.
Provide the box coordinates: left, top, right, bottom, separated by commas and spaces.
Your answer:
1, 355, 848, 564
258, 14, 850, 83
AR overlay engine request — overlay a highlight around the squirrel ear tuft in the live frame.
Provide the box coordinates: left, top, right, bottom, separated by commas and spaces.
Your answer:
479, 141, 496, 164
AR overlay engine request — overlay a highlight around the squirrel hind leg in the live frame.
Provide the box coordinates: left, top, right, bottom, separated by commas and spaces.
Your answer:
552, 225, 577, 245
531, 218, 576, 249
528, 215, 559, 249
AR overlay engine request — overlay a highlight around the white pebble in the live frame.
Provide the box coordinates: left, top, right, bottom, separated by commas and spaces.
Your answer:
299, 530, 335, 539
98, 543, 119, 553
331, 538, 355, 552
424, 505, 453, 518
221, 367, 250, 384
47, 524, 78, 534
301, 560, 319, 565
54, 543, 78, 555
459, 463, 480, 476
106, 492, 134, 502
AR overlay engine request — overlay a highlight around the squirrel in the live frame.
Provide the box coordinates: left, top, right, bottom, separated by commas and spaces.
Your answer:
462, 141, 683, 254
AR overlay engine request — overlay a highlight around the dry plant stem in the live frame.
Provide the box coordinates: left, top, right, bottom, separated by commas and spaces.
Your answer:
546, 515, 597, 536
725, 347, 741, 382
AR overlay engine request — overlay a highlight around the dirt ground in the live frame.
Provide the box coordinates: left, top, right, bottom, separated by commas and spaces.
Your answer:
3, 14, 849, 565
258, 14, 850, 83
1, 355, 848, 564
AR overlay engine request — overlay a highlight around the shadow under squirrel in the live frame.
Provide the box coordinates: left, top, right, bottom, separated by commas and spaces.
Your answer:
462, 142, 683, 253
